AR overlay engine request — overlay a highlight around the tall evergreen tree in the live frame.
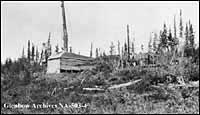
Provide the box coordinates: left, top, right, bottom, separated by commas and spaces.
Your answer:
185, 23, 189, 46
96, 48, 99, 58
47, 32, 52, 56
189, 23, 195, 57
184, 23, 191, 57
188, 20, 191, 29
22, 47, 25, 58
189, 23, 195, 48
132, 42, 134, 54
132, 34, 135, 54
153, 33, 158, 53
39, 50, 44, 64
173, 15, 179, 54
179, 9, 183, 38
168, 27, 173, 52
36, 47, 39, 63
31, 43, 35, 61
42, 32, 52, 64
124, 41, 128, 57
160, 23, 168, 52
98, 48, 101, 57
121, 46, 124, 58
148, 33, 153, 52
118, 40, 120, 56
174, 15, 177, 39
110, 42, 115, 55
27, 40, 31, 61
158, 30, 163, 51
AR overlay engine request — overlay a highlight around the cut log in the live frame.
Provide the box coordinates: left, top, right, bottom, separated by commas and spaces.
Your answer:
108, 79, 142, 89
83, 87, 105, 91
64, 86, 74, 91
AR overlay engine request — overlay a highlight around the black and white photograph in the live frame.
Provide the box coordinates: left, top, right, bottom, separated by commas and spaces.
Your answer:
1, 1, 199, 114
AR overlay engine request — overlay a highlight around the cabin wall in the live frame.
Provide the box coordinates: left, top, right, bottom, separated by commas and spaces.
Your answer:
60, 58, 90, 66
47, 59, 60, 73
60, 58, 94, 71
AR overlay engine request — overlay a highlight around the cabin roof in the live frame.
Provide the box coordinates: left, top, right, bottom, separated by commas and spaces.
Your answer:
48, 51, 94, 60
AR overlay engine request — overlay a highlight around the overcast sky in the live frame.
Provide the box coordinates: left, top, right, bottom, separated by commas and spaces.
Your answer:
1, 1, 199, 62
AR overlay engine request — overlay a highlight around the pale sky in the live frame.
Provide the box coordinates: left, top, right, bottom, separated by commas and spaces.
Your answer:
1, 1, 199, 63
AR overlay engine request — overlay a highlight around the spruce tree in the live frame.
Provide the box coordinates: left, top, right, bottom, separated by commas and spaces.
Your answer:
184, 23, 191, 57
22, 47, 25, 58
132, 42, 134, 54
118, 40, 120, 56
110, 42, 115, 55
27, 40, 31, 62
185, 23, 189, 47
39, 50, 43, 64
168, 28, 173, 52
173, 15, 179, 53
47, 32, 52, 56
189, 23, 195, 57
96, 48, 99, 58
31, 43, 35, 61
160, 23, 168, 52
121, 46, 124, 58
36, 47, 39, 63
148, 33, 153, 52
124, 42, 128, 57
189, 23, 195, 48
153, 33, 158, 53
179, 9, 183, 38
174, 15, 177, 39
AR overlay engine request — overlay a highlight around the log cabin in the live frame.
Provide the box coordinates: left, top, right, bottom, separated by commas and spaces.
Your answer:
47, 51, 95, 73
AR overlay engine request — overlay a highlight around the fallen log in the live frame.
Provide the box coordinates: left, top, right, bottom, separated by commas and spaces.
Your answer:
82, 79, 142, 91
64, 86, 74, 91
108, 79, 142, 90
82, 87, 105, 91
189, 81, 199, 87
